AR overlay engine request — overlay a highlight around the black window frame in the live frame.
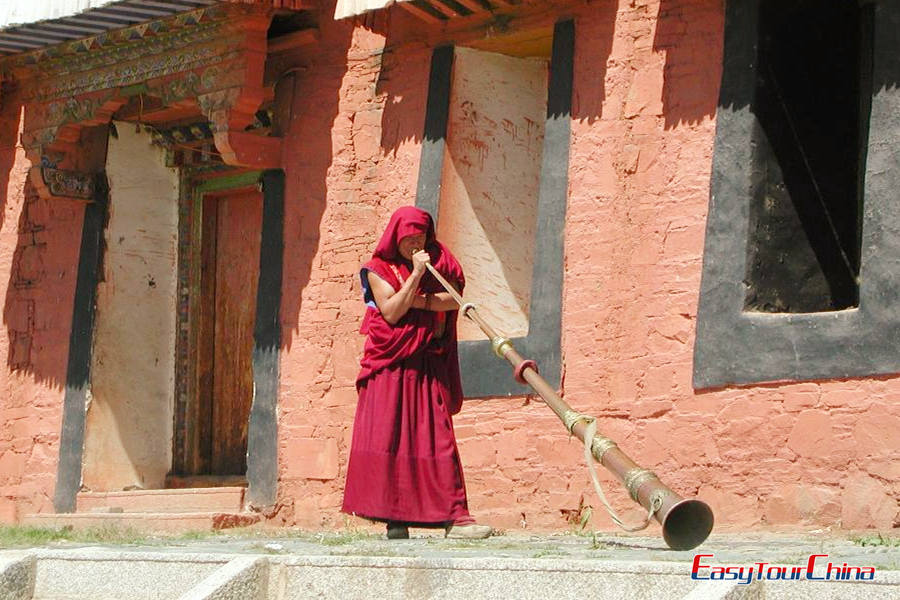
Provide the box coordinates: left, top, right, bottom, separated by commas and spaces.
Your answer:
415, 19, 574, 397
693, 0, 900, 389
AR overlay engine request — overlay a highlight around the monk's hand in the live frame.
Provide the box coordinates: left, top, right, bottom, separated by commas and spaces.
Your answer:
412, 249, 430, 275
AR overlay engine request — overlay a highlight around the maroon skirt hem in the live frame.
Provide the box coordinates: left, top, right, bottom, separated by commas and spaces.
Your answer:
342, 351, 470, 524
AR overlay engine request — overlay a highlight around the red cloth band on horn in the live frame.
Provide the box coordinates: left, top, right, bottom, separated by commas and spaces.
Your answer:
514, 359, 538, 384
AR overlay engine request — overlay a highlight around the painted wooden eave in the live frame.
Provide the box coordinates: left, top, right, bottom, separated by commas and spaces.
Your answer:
0, 0, 223, 56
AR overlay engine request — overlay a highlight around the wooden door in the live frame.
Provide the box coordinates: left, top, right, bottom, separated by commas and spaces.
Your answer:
199, 188, 262, 475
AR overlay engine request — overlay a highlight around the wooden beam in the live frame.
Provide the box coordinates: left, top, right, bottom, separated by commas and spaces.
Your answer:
213, 130, 282, 169
376, 1, 561, 50
454, 0, 488, 13
398, 2, 445, 24
421, 0, 464, 18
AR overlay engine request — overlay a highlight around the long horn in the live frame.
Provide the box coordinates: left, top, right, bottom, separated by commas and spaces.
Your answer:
424, 262, 714, 550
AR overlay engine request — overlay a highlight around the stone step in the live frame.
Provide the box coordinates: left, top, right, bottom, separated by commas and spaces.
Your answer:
21, 511, 259, 534
76, 487, 245, 514
165, 475, 248, 489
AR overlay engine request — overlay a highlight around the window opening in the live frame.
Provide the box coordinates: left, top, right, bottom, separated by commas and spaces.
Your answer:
744, 0, 873, 313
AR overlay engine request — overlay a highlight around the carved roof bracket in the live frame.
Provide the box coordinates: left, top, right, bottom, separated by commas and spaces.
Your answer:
199, 85, 282, 169
7, 3, 284, 198
30, 167, 100, 203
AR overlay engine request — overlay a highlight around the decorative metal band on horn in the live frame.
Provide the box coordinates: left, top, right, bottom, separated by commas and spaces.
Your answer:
491, 336, 513, 359
562, 411, 619, 462
623, 468, 659, 502
561, 409, 589, 434
590, 436, 618, 463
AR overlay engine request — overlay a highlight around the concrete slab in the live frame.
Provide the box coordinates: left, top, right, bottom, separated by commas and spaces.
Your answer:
276, 556, 695, 600
0, 531, 896, 600
683, 580, 763, 600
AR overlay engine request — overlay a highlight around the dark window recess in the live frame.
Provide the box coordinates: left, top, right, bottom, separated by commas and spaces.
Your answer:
744, 0, 873, 313
266, 12, 315, 38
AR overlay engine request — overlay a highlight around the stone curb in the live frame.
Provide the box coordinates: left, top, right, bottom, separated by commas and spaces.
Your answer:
274, 554, 687, 573
180, 556, 269, 600
2, 548, 897, 600
683, 581, 764, 600
0, 554, 36, 600
27, 549, 229, 600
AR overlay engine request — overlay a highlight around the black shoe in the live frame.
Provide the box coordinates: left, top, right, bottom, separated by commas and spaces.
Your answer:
386, 521, 409, 539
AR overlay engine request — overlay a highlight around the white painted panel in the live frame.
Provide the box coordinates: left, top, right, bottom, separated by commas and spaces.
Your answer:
438, 47, 547, 341
83, 122, 179, 491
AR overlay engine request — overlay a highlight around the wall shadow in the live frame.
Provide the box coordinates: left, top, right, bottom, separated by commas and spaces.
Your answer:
278, 2, 355, 351
0, 94, 17, 233
654, 0, 724, 129
1, 92, 80, 392
872, 0, 900, 95
374, 7, 433, 155
370, 0, 726, 145
569, 0, 616, 123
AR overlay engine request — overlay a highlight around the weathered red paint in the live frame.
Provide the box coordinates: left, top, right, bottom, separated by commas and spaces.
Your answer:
272, 1, 898, 532
0, 103, 84, 522
0, 0, 896, 532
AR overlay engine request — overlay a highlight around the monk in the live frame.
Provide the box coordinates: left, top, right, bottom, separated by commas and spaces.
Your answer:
342, 206, 492, 540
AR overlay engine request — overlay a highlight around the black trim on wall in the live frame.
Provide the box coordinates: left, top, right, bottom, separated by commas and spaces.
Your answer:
53, 175, 108, 513
416, 45, 454, 218
694, 0, 900, 388
415, 19, 574, 397
246, 169, 284, 508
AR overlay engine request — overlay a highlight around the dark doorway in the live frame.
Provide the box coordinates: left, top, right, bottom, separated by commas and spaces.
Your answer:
744, 0, 873, 313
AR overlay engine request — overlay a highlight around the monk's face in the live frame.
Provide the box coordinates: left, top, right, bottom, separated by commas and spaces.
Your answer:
398, 233, 426, 260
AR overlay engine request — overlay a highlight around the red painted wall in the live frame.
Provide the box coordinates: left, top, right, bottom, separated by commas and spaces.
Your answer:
275, 14, 431, 523
274, 0, 898, 532
0, 0, 895, 533
0, 98, 83, 522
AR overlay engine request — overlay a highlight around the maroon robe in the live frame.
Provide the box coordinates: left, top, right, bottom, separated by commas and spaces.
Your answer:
341, 207, 471, 524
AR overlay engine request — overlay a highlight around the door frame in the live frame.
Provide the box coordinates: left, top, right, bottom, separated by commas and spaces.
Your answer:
171, 169, 283, 508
